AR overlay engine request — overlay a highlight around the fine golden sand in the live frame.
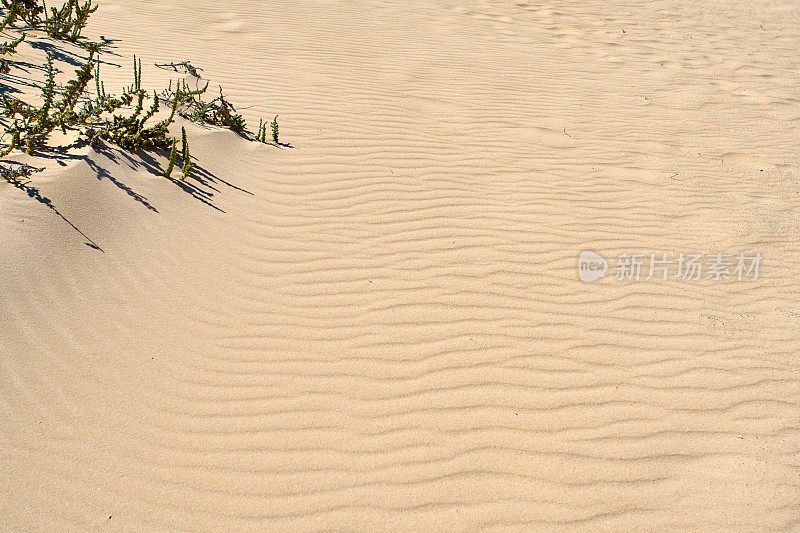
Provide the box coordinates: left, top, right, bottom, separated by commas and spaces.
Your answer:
2, 0, 800, 529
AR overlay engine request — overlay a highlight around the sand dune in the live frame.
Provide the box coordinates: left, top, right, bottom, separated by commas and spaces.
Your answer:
2, 0, 800, 529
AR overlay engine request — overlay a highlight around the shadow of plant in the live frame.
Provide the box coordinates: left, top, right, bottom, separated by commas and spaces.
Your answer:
93, 142, 253, 214
0, 161, 103, 250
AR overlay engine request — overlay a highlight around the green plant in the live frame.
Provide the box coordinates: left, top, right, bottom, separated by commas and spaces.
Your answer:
40, 0, 97, 42
84, 57, 179, 152
0, 126, 19, 156
255, 118, 265, 143
270, 115, 279, 144
180, 126, 191, 180
1, 0, 96, 42
180, 126, 187, 157
163, 138, 177, 177
55, 44, 97, 129
129, 54, 141, 92
0, 32, 24, 55
3, 45, 103, 153
159, 79, 249, 134
0, 4, 287, 189
1, 51, 181, 155
0, 4, 25, 73
0, 0, 43, 26
163, 78, 209, 105
215, 99, 246, 132
0, 1, 18, 30
161, 78, 208, 126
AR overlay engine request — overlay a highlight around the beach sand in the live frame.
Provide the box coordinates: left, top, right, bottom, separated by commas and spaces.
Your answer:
1, 0, 799, 529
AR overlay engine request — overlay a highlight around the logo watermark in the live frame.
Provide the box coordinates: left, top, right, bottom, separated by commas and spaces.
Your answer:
578, 251, 761, 283
577, 251, 608, 282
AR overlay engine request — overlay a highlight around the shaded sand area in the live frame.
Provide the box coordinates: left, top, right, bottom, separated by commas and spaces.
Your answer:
2, 0, 800, 529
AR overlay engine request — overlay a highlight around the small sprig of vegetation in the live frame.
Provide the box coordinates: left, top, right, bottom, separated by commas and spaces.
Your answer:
128, 54, 141, 92
0, 32, 24, 55
255, 118, 266, 143
163, 138, 177, 178
0, 2, 17, 30
0, 161, 42, 183
179, 126, 191, 180
155, 60, 203, 78
0, 127, 19, 156
208, 88, 246, 133
160, 78, 207, 118
270, 115, 279, 144
254, 115, 281, 144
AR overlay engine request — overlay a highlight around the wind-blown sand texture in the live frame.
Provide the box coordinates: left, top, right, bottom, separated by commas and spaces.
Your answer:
2, 0, 800, 529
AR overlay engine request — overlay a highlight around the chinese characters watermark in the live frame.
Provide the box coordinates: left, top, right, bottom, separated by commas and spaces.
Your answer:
578, 251, 761, 283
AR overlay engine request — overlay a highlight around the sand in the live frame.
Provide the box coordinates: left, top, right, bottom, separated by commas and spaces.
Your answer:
1, 0, 800, 529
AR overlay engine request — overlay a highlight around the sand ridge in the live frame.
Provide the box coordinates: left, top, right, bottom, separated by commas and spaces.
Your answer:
1, 0, 800, 529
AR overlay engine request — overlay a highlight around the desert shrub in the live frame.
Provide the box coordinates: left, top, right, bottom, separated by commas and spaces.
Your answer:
160, 79, 246, 133
2, 48, 98, 153
0, 126, 18, 156
0, 0, 286, 183
0, 0, 43, 26
90, 90, 173, 151
0, 5, 25, 73
206, 92, 246, 133
84, 58, 179, 151
40, 0, 97, 42
0, 2, 20, 32
1, 51, 180, 154
255, 118, 265, 143
0, 32, 24, 55
156, 60, 287, 144
0, 0, 95, 42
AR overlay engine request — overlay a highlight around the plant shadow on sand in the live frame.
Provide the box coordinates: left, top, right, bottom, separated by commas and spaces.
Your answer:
0, 161, 104, 251
1, 37, 120, 92
95, 143, 254, 213
4, 141, 252, 251
33, 137, 253, 215
0, 61, 49, 93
